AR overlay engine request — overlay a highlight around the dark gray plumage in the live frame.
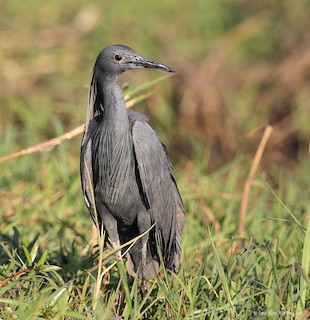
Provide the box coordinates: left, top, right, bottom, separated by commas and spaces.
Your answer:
80, 45, 185, 290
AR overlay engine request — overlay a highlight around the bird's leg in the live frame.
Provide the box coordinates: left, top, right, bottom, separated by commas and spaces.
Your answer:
137, 213, 151, 318
140, 238, 149, 320
137, 212, 151, 298
96, 207, 126, 315
140, 239, 148, 298
96, 205, 122, 259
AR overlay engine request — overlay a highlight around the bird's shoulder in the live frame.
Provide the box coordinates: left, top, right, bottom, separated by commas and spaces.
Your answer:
127, 109, 149, 125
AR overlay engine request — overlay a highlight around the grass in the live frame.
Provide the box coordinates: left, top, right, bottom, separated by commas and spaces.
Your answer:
1, 0, 310, 319
0, 111, 309, 318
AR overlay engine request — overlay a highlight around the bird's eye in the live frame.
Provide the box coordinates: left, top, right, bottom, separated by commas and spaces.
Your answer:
114, 55, 122, 61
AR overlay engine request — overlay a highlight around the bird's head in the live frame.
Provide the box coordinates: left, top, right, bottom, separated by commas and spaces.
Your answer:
94, 44, 175, 75
83, 45, 175, 141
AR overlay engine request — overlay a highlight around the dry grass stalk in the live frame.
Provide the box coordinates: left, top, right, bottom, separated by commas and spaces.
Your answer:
0, 97, 136, 165
233, 125, 273, 253
0, 124, 85, 164
0, 268, 32, 288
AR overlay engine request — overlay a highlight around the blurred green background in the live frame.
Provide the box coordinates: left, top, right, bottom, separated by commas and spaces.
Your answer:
1, 0, 309, 318
1, 0, 309, 171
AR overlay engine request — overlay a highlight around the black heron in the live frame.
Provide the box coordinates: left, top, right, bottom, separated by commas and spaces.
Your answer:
80, 45, 185, 294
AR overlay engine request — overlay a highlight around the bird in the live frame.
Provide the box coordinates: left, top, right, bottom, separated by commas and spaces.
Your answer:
80, 44, 185, 295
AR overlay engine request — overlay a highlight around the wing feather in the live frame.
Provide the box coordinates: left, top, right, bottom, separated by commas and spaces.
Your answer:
132, 120, 177, 268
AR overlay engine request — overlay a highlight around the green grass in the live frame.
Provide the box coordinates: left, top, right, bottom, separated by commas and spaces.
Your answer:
1, 0, 310, 319
0, 119, 309, 318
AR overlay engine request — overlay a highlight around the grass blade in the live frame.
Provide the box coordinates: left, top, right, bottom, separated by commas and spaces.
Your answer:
297, 219, 310, 313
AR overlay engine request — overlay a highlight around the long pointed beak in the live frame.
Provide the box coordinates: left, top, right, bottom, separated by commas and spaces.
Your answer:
128, 57, 175, 73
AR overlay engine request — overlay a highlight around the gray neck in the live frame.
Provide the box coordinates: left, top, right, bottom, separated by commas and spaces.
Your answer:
101, 75, 128, 126
97, 74, 133, 203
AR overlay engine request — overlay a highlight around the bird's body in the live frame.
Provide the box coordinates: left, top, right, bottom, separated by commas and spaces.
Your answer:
81, 45, 185, 283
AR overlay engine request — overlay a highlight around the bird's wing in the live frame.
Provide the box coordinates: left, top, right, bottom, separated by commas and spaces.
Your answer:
159, 139, 185, 266
80, 115, 103, 227
170, 174, 186, 265
131, 120, 178, 267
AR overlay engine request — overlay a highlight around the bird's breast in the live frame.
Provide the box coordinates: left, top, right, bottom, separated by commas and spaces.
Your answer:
100, 175, 146, 225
